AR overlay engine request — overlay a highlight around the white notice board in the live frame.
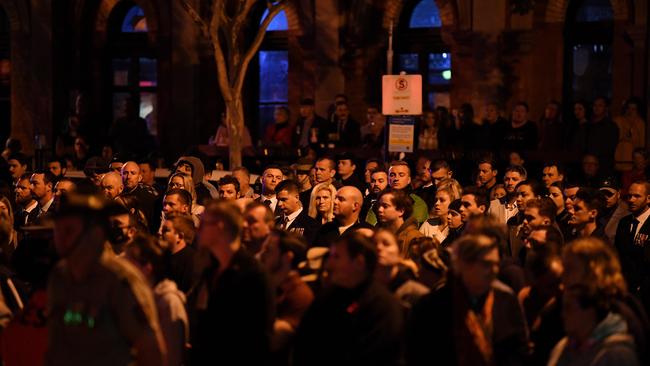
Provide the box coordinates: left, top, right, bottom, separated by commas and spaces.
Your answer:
388, 116, 416, 153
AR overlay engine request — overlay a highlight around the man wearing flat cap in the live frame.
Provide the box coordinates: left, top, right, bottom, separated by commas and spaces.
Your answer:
598, 176, 629, 243
46, 193, 166, 365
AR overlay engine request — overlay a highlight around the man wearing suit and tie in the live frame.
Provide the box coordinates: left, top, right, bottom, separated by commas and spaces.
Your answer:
615, 180, 650, 307
257, 165, 284, 215
275, 180, 320, 245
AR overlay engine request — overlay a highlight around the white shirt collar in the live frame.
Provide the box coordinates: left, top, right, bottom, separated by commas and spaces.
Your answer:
40, 197, 55, 213
25, 200, 38, 213
261, 194, 276, 202
285, 207, 303, 228
261, 194, 277, 210
338, 222, 355, 235
633, 207, 650, 236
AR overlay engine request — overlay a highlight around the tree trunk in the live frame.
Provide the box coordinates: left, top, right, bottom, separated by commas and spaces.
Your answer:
225, 98, 244, 169
181, 0, 286, 170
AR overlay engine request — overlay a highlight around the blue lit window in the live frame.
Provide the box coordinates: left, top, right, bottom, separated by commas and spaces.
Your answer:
409, 0, 442, 28
260, 9, 288, 31
258, 50, 288, 134
576, 0, 613, 22
121, 6, 148, 33
259, 51, 288, 103
398, 54, 419, 73
429, 52, 451, 84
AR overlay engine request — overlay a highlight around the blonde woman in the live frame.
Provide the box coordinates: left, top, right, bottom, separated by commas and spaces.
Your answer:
308, 182, 337, 224
167, 173, 205, 218
0, 196, 18, 262
419, 179, 462, 244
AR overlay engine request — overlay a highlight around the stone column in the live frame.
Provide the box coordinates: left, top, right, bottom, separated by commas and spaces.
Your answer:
610, 21, 631, 116
313, 0, 344, 117
10, 29, 31, 154
166, 0, 198, 159
12, 0, 54, 159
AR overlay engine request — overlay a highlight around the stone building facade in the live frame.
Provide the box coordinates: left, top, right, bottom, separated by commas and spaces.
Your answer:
0, 0, 647, 160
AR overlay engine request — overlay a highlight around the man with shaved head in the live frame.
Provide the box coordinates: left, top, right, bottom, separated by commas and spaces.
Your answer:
120, 161, 157, 231
101, 171, 124, 200
313, 186, 372, 247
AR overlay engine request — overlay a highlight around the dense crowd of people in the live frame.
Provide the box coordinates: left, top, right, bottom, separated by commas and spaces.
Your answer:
0, 94, 647, 365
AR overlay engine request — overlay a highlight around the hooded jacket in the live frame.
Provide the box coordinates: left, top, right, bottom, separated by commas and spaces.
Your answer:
154, 279, 189, 366
547, 312, 640, 366
395, 216, 424, 258
175, 156, 218, 204
176, 156, 204, 186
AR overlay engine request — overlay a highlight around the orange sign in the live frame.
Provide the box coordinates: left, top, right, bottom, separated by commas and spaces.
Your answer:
382, 74, 422, 115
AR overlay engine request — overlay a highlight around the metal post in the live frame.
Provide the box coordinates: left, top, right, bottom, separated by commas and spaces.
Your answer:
387, 20, 393, 75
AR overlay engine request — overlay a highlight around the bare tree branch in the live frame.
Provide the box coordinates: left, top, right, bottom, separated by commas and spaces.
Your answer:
180, 0, 210, 38
234, 0, 285, 95
234, 0, 257, 28
213, 33, 233, 102
180, 0, 286, 168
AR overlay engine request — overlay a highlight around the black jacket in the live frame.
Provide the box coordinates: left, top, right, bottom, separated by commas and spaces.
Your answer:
276, 209, 321, 245
294, 114, 329, 147
334, 118, 361, 147
190, 249, 275, 365
293, 280, 403, 366
340, 174, 366, 194
312, 219, 373, 248
615, 213, 650, 294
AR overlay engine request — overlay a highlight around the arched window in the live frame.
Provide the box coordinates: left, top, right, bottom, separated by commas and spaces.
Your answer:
121, 5, 148, 32
564, 0, 614, 103
409, 0, 442, 28
256, 9, 288, 139
108, 1, 157, 136
0, 6, 9, 144
260, 9, 288, 31
397, 0, 450, 110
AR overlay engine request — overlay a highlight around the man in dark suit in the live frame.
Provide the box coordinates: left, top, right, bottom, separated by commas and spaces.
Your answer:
313, 186, 372, 247
256, 165, 284, 217
615, 180, 650, 307
332, 102, 361, 147
336, 152, 366, 193
294, 98, 329, 148
275, 180, 320, 245
14, 174, 38, 228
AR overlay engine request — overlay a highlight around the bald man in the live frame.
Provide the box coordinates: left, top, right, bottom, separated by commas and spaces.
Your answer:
120, 161, 158, 232
101, 172, 124, 199
313, 186, 372, 247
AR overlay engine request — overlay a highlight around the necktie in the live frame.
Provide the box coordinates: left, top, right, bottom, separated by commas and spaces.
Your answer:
27, 207, 41, 225
282, 216, 289, 230
631, 218, 640, 235
264, 199, 272, 207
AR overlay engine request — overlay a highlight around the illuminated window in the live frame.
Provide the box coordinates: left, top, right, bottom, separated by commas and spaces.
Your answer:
256, 9, 288, 139
564, 0, 613, 102
409, 0, 442, 28
109, 2, 158, 136
121, 5, 148, 32
260, 9, 288, 31
397, 0, 450, 109
576, 0, 614, 22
